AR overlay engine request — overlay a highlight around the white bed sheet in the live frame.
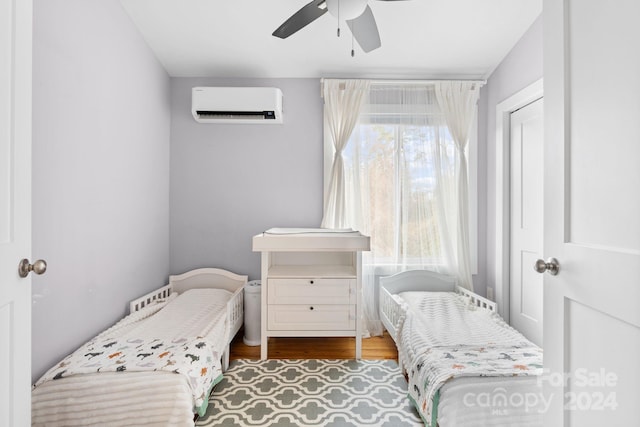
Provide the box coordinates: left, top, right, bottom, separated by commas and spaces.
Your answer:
396, 291, 544, 427
32, 289, 231, 427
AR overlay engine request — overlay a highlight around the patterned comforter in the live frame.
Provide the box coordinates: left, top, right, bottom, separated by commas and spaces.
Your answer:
35, 336, 223, 411
396, 291, 543, 427
407, 344, 543, 427
33, 288, 231, 422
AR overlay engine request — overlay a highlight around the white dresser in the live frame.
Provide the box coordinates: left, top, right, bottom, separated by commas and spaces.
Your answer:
252, 228, 370, 360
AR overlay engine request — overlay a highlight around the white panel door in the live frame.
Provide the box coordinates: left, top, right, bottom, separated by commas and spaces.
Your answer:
0, 0, 33, 425
509, 98, 544, 346
543, 0, 640, 425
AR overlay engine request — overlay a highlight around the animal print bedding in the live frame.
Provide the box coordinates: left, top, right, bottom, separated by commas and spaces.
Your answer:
35, 336, 223, 411
407, 343, 543, 427
33, 288, 232, 418
396, 291, 543, 427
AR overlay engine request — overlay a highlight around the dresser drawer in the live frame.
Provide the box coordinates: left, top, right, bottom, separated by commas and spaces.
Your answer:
267, 278, 355, 305
267, 304, 356, 331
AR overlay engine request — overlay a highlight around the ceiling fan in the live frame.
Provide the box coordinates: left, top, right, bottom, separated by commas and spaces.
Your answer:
272, 0, 408, 54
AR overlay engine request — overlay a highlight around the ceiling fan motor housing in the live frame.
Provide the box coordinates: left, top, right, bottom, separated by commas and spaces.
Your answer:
326, 0, 369, 20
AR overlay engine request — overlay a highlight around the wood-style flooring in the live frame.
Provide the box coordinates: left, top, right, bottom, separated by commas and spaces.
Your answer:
230, 331, 398, 361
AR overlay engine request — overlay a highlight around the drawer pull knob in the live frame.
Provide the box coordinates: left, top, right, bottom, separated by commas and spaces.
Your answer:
310, 306, 314, 310
309, 280, 314, 284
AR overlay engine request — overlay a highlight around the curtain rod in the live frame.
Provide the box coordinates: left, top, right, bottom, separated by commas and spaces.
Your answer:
320, 78, 487, 86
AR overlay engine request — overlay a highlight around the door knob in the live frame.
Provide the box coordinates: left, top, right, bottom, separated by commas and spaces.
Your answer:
534, 258, 560, 275
18, 258, 47, 278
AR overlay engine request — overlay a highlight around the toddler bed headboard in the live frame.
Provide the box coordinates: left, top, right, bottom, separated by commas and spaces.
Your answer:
380, 269, 457, 294
130, 268, 248, 313
169, 267, 247, 294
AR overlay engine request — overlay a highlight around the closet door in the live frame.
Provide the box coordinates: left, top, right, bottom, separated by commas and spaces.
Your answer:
543, 0, 640, 425
509, 97, 544, 346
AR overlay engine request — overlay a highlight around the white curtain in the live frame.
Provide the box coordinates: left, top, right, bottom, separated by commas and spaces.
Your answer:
341, 84, 461, 336
321, 79, 370, 229
435, 81, 481, 291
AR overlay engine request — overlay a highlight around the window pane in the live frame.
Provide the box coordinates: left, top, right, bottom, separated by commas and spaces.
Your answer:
344, 121, 456, 266
345, 124, 397, 258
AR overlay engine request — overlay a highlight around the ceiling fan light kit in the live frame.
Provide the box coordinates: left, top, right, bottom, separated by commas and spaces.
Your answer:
272, 0, 408, 55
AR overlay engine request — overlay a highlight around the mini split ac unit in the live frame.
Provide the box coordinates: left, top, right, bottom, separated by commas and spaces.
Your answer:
192, 87, 283, 124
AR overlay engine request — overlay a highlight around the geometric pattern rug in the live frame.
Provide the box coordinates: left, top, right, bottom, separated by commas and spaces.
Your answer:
196, 359, 423, 426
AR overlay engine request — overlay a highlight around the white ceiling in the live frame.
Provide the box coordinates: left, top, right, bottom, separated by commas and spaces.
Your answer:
120, 0, 541, 79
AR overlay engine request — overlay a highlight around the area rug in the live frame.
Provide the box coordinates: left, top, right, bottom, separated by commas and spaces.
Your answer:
196, 359, 423, 427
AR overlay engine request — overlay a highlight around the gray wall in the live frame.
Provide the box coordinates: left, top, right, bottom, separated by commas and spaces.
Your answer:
31, 0, 171, 381
480, 15, 543, 298
170, 78, 323, 280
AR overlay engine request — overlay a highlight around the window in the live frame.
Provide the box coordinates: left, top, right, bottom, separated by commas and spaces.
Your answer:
323, 84, 478, 274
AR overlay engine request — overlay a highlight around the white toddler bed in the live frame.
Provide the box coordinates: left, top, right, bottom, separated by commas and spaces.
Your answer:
380, 270, 544, 427
32, 268, 246, 427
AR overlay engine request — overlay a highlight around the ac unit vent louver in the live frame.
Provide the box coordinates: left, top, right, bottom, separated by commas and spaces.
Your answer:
192, 87, 283, 124
195, 111, 277, 120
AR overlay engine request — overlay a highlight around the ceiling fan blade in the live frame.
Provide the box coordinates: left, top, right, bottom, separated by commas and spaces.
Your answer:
272, 0, 329, 39
346, 5, 381, 53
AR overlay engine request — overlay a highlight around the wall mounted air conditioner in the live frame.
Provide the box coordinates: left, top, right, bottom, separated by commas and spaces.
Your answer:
192, 87, 283, 124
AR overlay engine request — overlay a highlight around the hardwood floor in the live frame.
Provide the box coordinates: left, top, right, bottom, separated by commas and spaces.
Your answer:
230, 331, 398, 361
